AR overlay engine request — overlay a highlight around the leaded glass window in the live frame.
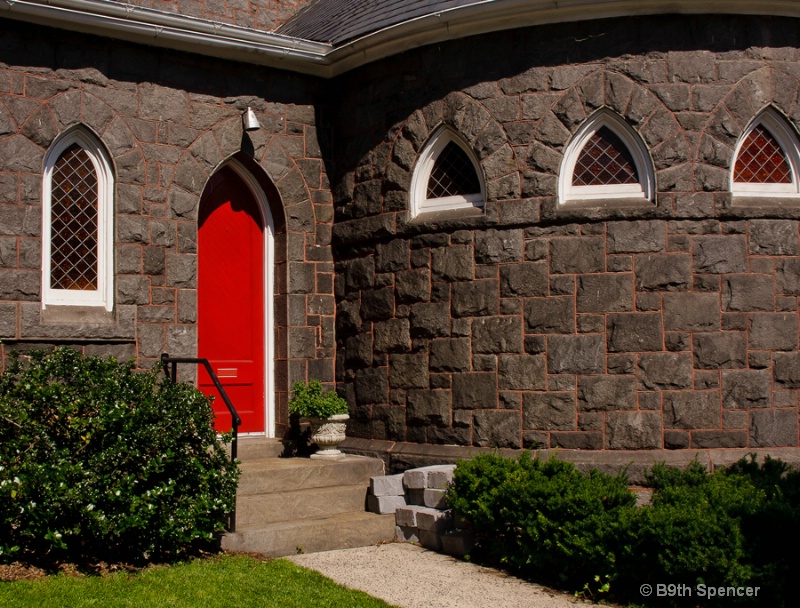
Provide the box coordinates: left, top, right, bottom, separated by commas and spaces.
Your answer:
50, 143, 99, 291
572, 127, 639, 187
734, 125, 793, 184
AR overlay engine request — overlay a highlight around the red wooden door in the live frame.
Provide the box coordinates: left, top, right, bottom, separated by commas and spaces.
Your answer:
198, 166, 265, 433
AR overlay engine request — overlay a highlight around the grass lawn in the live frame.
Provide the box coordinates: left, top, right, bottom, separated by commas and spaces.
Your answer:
0, 554, 398, 608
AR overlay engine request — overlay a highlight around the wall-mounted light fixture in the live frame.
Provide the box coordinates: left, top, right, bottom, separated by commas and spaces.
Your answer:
243, 107, 260, 132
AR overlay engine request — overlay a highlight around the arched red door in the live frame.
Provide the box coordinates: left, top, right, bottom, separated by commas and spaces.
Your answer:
198, 165, 265, 434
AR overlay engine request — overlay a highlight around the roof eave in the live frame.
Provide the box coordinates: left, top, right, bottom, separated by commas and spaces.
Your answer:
4, 0, 800, 79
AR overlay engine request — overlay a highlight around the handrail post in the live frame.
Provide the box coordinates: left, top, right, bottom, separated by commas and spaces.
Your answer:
160, 353, 240, 533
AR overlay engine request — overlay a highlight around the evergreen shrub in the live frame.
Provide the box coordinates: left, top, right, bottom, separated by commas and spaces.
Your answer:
446, 452, 636, 591
0, 348, 239, 565
448, 453, 799, 607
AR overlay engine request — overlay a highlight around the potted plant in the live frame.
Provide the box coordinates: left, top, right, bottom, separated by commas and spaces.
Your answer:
288, 380, 350, 458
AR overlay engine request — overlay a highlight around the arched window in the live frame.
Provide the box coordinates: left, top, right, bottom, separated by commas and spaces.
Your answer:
42, 127, 114, 310
731, 110, 800, 198
410, 128, 484, 218
559, 110, 654, 205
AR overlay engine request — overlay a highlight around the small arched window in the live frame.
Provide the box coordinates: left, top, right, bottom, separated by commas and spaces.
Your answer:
559, 110, 654, 205
410, 128, 484, 218
42, 128, 114, 310
731, 110, 800, 198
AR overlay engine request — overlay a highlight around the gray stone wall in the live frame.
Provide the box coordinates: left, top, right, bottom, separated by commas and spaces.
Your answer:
0, 21, 333, 435
332, 15, 800, 450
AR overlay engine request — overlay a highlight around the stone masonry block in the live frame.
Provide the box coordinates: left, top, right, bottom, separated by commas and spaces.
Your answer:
693, 332, 746, 369
578, 375, 636, 411
606, 411, 663, 449
432, 245, 473, 281
635, 254, 691, 291
404, 465, 456, 490
773, 353, 800, 387
525, 297, 575, 334
418, 530, 443, 552
370, 474, 405, 497
748, 220, 799, 256
498, 354, 546, 390
638, 353, 693, 390
721, 370, 771, 409
473, 409, 521, 448
748, 313, 798, 351
452, 372, 496, 409
475, 229, 523, 263
410, 303, 450, 338
368, 494, 407, 515
416, 507, 454, 533
395, 505, 428, 527
548, 335, 605, 374
750, 410, 798, 447
424, 489, 448, 509
663, 293, 720, 331
430, 338, 471, 372
523, 392, 575, 430
407, 389, 450, 426
550, 237, 604, 274
472, 316, 523, 353
452, 280, 499, 317
441, 529, 476, 557
693, 236, 748, 274
664, 391, 720, 429
500, 262, 548, 297
607, 313, 663, 352
607, 220, 666, 253
577, 274, 634, 312
395, 525, 419, 543
722, 275, 775, 312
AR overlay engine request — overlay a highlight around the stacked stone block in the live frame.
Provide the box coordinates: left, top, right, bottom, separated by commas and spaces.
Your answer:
368, 465, 475, 556
333, 15, 800, 452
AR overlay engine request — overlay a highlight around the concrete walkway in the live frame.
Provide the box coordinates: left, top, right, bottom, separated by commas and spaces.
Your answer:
289, 543, 602, 608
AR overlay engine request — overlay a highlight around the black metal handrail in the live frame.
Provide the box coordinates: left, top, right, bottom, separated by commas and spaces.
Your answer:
160, 353, 241, 532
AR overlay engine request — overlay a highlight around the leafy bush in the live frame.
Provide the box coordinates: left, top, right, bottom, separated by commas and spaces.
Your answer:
447, 452, 636, 592
617, 461, 762, 606
288, 380, 348, 419
448, 453, 800, 607
0, 348, 239, 565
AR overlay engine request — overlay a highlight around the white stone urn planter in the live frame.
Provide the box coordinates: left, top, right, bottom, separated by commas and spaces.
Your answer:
308, 413, 349, 458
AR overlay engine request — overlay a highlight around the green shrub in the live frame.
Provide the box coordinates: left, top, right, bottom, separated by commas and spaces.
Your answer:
0, 348, 239, 565
288, 380, 348, 419
447, 452, 636, 592
617, 461, 762, 606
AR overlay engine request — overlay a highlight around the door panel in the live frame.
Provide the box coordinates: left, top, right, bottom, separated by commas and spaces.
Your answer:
198, 166, 265, 433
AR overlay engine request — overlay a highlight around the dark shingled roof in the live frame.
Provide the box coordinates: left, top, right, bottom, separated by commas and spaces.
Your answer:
278, 0, 482, 46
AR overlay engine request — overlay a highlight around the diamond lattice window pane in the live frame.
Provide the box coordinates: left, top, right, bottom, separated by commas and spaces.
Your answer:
427, 141, 481, 198
734, 125, 793, 184
50, 143, 98, 290
573, 127, 639, 186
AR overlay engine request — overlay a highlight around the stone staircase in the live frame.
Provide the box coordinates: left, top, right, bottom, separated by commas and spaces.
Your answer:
221, 438, 395, 557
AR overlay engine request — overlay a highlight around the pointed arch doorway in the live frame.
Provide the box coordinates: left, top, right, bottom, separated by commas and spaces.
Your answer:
198, 161, 275, 436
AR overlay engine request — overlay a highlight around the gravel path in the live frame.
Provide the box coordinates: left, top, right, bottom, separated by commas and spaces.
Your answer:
289, 543, 601, 608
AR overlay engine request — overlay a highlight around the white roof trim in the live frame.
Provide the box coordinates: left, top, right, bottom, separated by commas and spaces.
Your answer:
4, 0, 800, 77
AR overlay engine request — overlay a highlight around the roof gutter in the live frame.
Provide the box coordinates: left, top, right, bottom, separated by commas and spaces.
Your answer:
3, 0, 800, 78
327, 0, 800, 75
0, 0, 333, 77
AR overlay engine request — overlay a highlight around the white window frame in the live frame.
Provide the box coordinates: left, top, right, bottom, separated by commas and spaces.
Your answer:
731, 110, 800, 198
410, 127, 485, 218
559, 110, 655, 205
42, 127, 114, 311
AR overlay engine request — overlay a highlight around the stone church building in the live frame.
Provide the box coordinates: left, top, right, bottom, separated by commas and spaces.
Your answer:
3, 0, 800, 461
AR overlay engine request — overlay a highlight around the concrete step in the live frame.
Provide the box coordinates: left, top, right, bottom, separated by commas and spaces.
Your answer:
235, 437, 287, 460
222, 511, 396, 558
236, 484, 369, 527
237, 455, 385, 496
